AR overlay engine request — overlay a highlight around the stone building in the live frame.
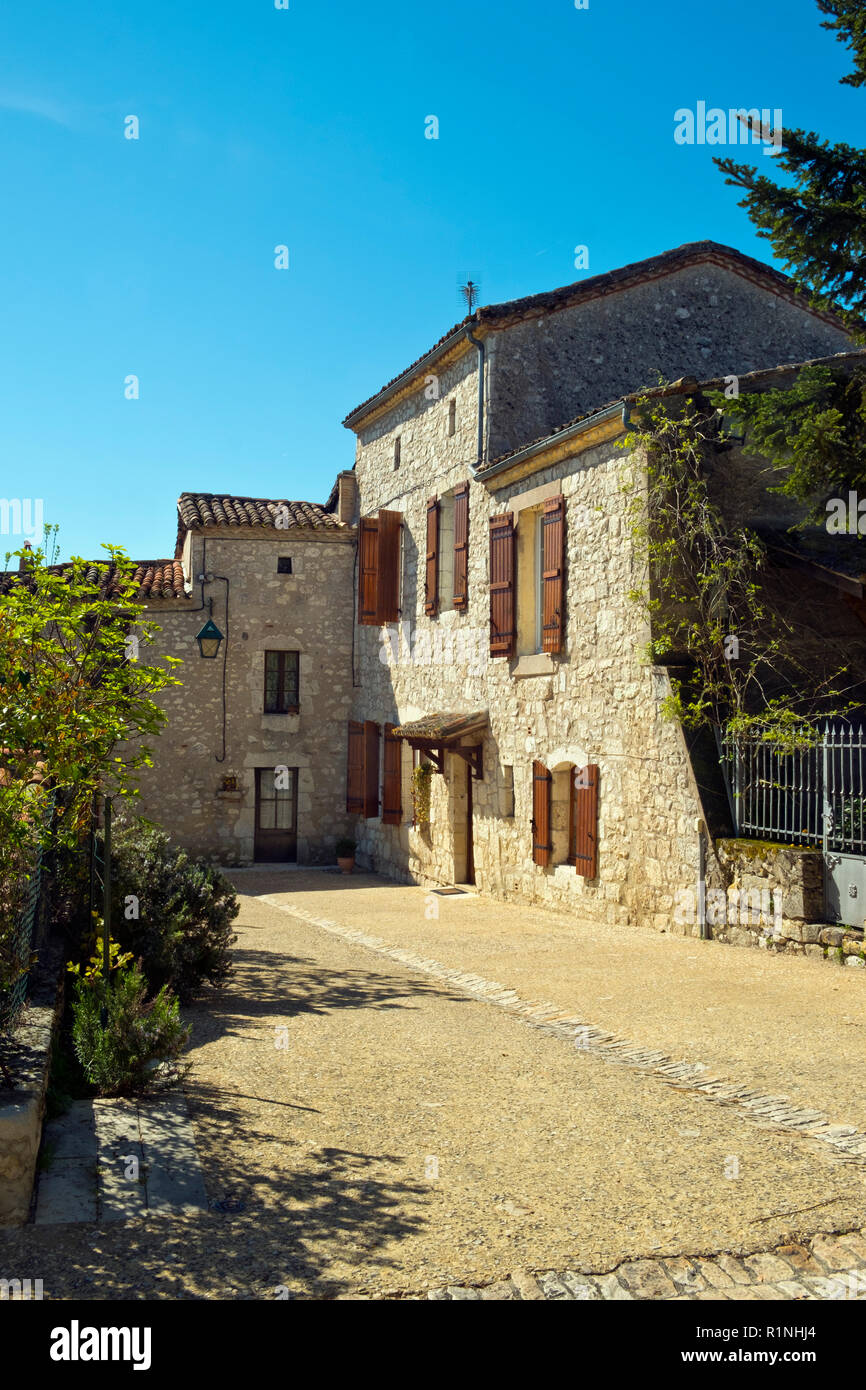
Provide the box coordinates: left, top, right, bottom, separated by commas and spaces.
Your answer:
340, 240, 858, 929
127, 483, 357, 865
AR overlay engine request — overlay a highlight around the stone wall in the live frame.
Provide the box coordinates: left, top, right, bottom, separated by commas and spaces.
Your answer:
132, 528, 356, 865
350, 432, 707, 932
707, 838, 866, 966
485, 264, 851, 460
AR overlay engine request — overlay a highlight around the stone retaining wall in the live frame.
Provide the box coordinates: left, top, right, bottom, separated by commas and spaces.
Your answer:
0, 967, 64, 1226
708, 838, 866, 967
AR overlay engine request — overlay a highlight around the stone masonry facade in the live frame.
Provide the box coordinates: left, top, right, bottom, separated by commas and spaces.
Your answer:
121, 242, 864, 941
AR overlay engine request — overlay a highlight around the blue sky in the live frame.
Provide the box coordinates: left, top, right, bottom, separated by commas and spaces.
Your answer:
0, 0, 861, 562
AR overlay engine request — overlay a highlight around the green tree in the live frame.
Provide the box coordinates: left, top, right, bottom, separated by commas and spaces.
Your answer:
0, 539, 180, 997
715, 1, 866, 335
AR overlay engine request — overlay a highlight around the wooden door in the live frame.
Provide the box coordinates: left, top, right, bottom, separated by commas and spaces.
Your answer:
254, 767, 298, 862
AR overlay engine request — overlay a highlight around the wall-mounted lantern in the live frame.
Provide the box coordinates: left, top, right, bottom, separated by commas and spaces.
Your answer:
195, 618, 224, 659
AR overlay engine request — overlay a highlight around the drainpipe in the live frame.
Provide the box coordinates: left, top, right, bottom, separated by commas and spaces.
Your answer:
464, 323, 485, 473
621, 401, 636, 432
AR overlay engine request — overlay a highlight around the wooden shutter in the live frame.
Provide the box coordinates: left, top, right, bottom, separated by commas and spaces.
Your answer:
541, 495, 565, 654
453, 482, 469, 611
425, 497, 439, 616
363, 720, 380, 818
358, 517, 379, 625
571, 764, 599, 878
489, 513, 516, 657
377, 510, 402, 623
531, 761, 552, 867
346, 720, 365, 813
382, 724, 402, 824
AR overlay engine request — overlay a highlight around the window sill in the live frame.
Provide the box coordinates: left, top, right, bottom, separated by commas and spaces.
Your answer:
513, 653, 556, 678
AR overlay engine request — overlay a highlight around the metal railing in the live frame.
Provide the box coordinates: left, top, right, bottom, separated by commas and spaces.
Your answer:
720, 722, 866, 855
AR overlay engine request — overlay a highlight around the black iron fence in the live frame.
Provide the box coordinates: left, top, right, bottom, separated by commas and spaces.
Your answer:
719, 722, 866, 855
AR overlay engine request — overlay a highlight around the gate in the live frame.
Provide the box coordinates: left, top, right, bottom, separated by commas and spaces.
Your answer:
720, 722, 866, 928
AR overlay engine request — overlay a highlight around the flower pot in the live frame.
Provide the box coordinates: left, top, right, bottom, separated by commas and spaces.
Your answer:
337, 856, 354, 875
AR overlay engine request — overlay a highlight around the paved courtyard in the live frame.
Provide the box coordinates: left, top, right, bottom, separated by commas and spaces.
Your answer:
2, 869, 865, 1300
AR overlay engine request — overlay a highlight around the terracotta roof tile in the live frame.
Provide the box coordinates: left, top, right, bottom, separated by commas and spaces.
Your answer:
0, 560, 189, 601
178, 493, 343, 533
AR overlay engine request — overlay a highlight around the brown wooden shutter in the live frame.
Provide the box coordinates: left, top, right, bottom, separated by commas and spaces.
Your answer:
425, 497, 439, 616
376, 509, 402, 623
346, 720, 365, 813
489, 513, 516, 657
541, 494, 565, 654
363, 720, 380, 818
358, 517, 379, 625
571, 764, 599, 878
531, 760, 552, 867
453, 482, 469, 611
382, 724, 402, 824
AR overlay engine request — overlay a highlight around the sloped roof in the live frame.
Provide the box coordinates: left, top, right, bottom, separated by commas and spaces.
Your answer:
177, 493, 343, 533
343, 240, 849, 429
0, 559, 189, 601
391, 711, 489, 742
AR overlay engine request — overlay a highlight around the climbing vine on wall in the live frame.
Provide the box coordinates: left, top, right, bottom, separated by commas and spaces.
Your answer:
411, 761, 433, 827
621, 392, 853, 744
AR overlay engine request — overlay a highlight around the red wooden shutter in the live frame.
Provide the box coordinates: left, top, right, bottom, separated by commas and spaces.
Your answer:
489, 513, 516, 657
571, 764, 599, 878
425, 497, 439, 616
453, 482, 469, 611
346, 720, 365, 813
363, 720, 380, 818
382, 724, 402, 824
531, 761, 552, 867
358, 517, 379, 625
377, 510, 402, 623
541, 495, 565, 654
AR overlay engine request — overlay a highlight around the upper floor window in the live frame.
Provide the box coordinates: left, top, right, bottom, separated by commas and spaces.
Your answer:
277, 556, 293, 574
424, 483, 469, 617
394, 436, 401, 470
490, 495, 565, 660
447, 399, 457, 437
264, 650, 300, 714
358, 509, 403, 625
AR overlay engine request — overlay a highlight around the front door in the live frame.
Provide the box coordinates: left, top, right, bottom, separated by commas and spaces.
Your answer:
254, 767, 298, 862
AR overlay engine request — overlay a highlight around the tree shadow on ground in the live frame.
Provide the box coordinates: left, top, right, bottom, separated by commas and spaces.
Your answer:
185, 946, 467, 1045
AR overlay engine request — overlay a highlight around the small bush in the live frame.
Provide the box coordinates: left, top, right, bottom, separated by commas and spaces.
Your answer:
335, 837, 356, 858
71, 962, 190, 1096
110, 821, 238, 1002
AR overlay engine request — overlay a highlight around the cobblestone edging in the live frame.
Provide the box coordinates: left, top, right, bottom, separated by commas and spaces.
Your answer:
387, 1229, 866, 1300
264, 899, 866, 1173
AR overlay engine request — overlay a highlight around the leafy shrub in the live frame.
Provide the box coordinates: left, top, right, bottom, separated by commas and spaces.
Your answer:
71, 962, 190, 1096
110, 821, 238, 1003
335, 837, 356, 858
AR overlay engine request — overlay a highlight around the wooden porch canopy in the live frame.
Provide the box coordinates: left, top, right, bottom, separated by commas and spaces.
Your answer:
390, 710, 488, 778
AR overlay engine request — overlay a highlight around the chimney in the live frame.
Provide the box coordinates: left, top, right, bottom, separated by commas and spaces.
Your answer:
18, 542, 32, 572
336, 470, 357, 525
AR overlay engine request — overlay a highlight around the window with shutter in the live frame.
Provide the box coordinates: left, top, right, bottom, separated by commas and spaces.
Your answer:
358, 512, 402, 625
489, 513, 516, 657
382, 724, 402, 824
363, 720, 381, 818
541, 495, 565, 653
377, 510, 402, 623
570, 764, 599, 878
425, 497, 439, 616
531, 760, 552, 867
358, 517, 379, 625
453, 482, 469, 611
346, 721, 365, 814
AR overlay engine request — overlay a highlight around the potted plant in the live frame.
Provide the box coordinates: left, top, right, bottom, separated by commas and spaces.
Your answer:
335, 837, 356, 874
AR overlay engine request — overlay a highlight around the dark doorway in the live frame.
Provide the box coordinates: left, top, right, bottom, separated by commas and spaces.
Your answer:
254, 767, 298, 862
465, 759, 475, 885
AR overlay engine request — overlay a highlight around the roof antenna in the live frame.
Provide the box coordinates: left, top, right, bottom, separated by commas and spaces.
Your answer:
457, 277, 481, 315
